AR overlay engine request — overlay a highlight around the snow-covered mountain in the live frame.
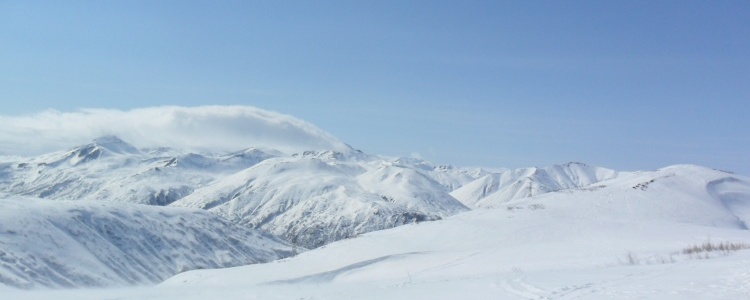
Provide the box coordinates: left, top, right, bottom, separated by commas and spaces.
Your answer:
450, 162, 617, 208
0, 136, 278, 205
0, 194, 292, 289
386, 157, 494, 191
0, 137, 477, 249
170, 150, 468, 248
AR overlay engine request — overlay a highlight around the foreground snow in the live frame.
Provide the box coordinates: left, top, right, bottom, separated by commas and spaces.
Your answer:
5, 165, 749, 299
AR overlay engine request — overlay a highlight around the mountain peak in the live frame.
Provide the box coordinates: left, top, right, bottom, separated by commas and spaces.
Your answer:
57, 136, 140, 166
93, 135, 126, 144
91, 135, 140, 155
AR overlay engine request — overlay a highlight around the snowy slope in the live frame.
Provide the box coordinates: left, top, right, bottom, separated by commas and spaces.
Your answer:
0, 195, 292, 289
4, 165, 750, 299
0, 136, 277, 205
451, 162, 617, 208
171, 151, 468, 248
152, 164, 749, 299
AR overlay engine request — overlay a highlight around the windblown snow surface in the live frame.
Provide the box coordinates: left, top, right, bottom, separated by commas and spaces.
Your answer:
6, 165, 750, 299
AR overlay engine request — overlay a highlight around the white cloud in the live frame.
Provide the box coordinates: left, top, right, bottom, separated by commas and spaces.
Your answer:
0, 106, 349, 155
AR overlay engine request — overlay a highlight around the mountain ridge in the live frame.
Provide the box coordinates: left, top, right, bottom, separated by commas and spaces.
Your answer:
450, 162, 617, 208
2, 136, 748, 291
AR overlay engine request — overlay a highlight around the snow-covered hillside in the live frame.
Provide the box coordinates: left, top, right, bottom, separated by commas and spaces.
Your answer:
451, 162, 617, 208
164, 165, 750, 290
7, 164, 748, 299
0, 195, 292, 289
171, 151, 468, 248
129, 165, 750, 298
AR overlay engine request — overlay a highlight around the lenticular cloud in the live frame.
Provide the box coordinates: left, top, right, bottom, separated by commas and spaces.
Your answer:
0, 106, 348, 155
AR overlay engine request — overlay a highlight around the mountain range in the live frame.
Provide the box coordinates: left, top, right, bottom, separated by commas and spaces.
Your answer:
1, 135, 748, 295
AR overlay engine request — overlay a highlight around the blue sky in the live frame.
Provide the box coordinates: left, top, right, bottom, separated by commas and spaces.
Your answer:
1, 1, 748, 174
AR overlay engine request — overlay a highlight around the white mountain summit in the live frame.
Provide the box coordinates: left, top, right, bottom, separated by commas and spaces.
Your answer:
171, 150, 469, 248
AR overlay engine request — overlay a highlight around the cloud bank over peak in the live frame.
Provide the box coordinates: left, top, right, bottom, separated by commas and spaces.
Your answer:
0, 106, 349, 156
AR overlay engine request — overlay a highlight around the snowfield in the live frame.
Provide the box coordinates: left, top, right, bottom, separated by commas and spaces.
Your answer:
3, 164, 749, 299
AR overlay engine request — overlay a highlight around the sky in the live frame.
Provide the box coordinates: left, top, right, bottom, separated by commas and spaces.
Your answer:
0, 1, 748, 174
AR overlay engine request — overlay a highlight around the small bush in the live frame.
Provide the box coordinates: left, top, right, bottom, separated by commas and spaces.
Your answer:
682, 241, 750, 255
506, 205, 523, 211
527, 203, 546, 210
625, 252, 639, 265
622, 240, 749, 266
